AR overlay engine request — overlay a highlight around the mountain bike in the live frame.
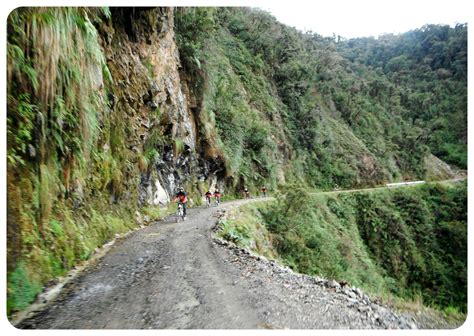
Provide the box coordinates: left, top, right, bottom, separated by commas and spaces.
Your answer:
215, 197, 220, 206
175, 202, 185, 223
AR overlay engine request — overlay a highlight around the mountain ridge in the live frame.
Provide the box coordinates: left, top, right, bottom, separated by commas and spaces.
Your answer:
6, 7, 467, 317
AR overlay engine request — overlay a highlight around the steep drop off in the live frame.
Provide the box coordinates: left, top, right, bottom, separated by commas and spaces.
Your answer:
6, 7, 466, 315
219, 182, 467, 313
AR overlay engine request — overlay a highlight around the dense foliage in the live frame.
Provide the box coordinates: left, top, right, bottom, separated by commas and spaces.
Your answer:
224, 182, 467, 313
7, 6, 467, 318
175, 8, 467, 189
337, 24, 467, 168
6, 8, 142, 315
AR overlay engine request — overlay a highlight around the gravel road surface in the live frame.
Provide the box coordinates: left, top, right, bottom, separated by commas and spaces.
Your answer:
16, 199, 460, 329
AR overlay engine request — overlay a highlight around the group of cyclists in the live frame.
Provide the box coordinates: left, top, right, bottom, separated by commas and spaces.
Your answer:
204, 189, 222, 207
173, 185, 268, 221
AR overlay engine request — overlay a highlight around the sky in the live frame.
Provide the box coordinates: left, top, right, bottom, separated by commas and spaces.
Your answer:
1, 0, 471, 39
258, 0, 471, 38
0, 2, 472, 336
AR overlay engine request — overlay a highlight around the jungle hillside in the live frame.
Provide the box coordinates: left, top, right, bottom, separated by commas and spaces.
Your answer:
6, 7, 467, 319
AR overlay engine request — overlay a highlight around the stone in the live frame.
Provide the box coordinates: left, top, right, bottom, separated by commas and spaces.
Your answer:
28, 144, 36, 157
257, 256, 268, 263
346, 298, 359, 307
354, 287, 363, 298
358, 305, 371, 313
328, 280, 340, 289
151, 179, 169, 205
147, 100, 158, 108
345, 289, 358, 299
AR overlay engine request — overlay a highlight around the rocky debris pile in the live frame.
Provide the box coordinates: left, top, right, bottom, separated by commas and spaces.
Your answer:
213, 236, 421, 329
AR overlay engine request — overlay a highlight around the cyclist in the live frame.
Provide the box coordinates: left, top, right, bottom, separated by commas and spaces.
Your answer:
243, 186, 250, 199
261, 186, 267, 197
174, 187, 188, 220
205, 190, 212, 207
214, 189, 222, 206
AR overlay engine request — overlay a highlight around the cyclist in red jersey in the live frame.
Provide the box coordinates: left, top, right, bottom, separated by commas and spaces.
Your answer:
174, 187, 188, 219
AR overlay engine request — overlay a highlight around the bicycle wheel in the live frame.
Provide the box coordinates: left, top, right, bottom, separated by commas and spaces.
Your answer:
176, 205, 183, 223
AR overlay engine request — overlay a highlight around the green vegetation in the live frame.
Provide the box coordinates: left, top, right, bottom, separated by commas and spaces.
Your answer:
7, 262, 42, 313
6, 8, 144, 315
337, 24, 467, 169
141, 205, 176, 222
175, 8, 466, 189
218, 203, 277, 259
222, 182, 467, 313
7, 6, 466, 319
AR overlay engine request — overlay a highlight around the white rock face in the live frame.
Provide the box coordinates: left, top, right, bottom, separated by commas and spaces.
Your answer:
209, 175, 218, 193
209, 175, 224, 194
152, 179, 169, 205
168, 173, 176, 194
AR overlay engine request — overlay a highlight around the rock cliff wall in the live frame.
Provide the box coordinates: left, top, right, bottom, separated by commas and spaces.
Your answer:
6, 7, 227, 315
97, 8, 224, 206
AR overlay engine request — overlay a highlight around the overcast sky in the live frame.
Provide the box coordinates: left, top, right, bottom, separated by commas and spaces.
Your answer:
258, 0, 471, 38
2, 1, 470, 39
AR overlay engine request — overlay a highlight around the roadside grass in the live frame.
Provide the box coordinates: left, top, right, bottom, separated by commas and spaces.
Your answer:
217, 202, 278, 260
141, 205, 176, 221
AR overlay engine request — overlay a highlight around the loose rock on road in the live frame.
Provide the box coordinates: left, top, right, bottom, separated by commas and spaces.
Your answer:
16, 199, 457, 329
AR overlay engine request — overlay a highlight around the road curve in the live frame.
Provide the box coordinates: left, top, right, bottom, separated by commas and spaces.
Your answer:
312, 177, 467, 196
17, 200, 263, 328
15, 198, 455, 329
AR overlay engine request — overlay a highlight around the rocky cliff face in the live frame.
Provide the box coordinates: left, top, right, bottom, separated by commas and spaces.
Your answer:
97, 8, 224, 206
7, 7, 464, 316
7, 7, 230, 315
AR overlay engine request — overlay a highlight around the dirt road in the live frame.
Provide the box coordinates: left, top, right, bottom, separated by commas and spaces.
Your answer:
16, 199, 457, 329
313, 177, 467, 196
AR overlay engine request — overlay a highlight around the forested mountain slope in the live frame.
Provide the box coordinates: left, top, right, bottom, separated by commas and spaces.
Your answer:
337, 24, 467, 168
220, 182, 467, 314
6, 7, 466, 316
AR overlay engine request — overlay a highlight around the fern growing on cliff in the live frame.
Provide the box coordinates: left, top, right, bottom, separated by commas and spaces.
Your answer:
6, 7, 130, 315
